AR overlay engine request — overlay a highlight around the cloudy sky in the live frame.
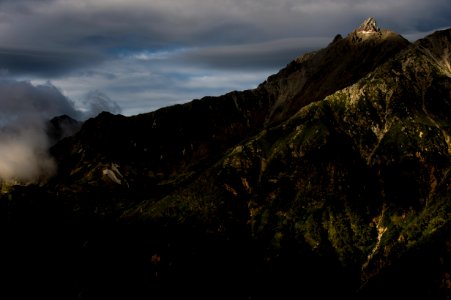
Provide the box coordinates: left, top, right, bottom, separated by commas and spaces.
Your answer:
0, 0, 450, 116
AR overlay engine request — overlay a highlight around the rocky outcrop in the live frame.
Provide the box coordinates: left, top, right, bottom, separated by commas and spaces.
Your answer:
260, 18, 409, 125
357, 17, 380, 33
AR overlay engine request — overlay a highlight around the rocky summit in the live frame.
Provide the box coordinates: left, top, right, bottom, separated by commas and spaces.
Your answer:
1, 18, 450, 299
357, 17, 380, 33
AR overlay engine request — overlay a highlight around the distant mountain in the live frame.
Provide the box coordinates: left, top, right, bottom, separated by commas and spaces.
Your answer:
47, 114, 82, 144
2, 18, 450, 299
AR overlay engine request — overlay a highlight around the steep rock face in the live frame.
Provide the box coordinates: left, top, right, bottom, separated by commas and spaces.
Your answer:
357, 17, 380, 33
259, 18, 409, 125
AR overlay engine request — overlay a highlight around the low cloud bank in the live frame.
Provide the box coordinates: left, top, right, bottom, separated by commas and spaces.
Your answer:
0, 80, 121, 185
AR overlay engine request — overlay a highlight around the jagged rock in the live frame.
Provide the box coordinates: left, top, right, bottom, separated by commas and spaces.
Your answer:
330, 33, 343, 44
357, 17, 380, 33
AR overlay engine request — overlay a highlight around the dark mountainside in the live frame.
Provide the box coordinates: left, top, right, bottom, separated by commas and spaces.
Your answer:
1, 18, 450, 299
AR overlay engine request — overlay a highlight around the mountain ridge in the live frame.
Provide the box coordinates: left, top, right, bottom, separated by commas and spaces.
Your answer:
50, 18, 411, 195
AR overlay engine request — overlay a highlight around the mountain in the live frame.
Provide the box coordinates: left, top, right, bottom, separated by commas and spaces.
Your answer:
47, 114, 83, 144
2, 18, 450, 299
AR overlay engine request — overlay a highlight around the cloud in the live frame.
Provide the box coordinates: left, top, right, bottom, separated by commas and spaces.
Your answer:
82, 90, 122, 118
173, 37, 330, 70
0, 81, 74, 184
0, 80, 121, 185
1, 0, 448, 54
0, 48, 105, 77
0, 119, 57, 184
0, 0, 448, 116
47, 50, 287, 116
0, 80, 79, 120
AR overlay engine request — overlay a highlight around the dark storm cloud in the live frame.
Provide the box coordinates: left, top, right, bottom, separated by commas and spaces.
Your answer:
0, 0, 449, 75
0, 48, 104, 77
0, 80, 79, 119
174, 38, 330, 71
0, 1, 445, 47
0, 0, 448, 115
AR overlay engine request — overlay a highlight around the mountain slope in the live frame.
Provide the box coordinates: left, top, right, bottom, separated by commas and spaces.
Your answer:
118, 26, 450, 299
261, 17, 410, 125
50, 18, 410, 203
2, 19, 450, 299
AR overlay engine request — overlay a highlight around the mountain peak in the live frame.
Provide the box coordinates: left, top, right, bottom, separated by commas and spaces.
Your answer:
357, 17, 380, 33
